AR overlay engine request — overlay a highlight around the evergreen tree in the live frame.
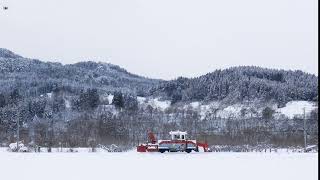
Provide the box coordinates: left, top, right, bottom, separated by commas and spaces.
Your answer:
112, 91, 124, 109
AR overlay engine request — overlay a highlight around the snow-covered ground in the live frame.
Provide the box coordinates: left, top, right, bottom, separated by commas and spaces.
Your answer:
0, 149, 317, 180
277, 101, 317, 119
138, 96, 171, 110
187, 100, 317, 119
99, 94, 318, 120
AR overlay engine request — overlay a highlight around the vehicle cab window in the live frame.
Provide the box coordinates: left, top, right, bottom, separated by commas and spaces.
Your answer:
174, 135, 180, 139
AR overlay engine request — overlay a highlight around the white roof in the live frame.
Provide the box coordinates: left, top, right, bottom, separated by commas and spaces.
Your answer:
169, 130, 187, 135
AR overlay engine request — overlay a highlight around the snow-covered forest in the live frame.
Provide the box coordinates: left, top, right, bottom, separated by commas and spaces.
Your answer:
0, 48, 318, 149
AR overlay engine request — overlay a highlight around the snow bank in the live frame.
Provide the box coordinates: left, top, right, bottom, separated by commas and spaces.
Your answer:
138, 97, 171, 110
194, 102, 254, 119
151, 98, 171, 110
190, 102, 200, 108
65, 99, 71, 108
137, 96, 147, 103
107, 94, 114, 104
216, 104, 244, 118
47, 93, 52, 98
186, 100, 317, 119
276, 101, 317, 119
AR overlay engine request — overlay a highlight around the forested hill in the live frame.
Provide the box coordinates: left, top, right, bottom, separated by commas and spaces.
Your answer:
151, 66, 318, 107
0, 48, 318, 107
0, 48, 161, 96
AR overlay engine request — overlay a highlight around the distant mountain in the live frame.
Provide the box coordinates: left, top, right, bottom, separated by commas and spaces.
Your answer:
151, 66, 318, 107
0, 48, 161, 96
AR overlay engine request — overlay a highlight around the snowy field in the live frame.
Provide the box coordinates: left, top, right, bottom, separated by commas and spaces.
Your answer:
0, 149, 317, 180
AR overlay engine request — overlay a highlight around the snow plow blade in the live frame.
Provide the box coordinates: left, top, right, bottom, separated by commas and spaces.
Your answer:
137, 145, 147, 152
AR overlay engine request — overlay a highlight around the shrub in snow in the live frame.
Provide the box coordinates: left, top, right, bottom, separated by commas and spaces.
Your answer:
8, 142, 29, 152
97, 144, 124, 152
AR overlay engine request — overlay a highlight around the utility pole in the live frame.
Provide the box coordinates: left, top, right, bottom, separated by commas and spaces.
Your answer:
303, 108, 307, 151
16, 117, 20, 152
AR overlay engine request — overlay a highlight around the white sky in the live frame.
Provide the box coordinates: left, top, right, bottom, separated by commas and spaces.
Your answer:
0, 0, 318, 80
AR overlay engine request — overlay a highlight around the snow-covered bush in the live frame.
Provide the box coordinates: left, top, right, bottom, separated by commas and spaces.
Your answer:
8, 142, 29, 152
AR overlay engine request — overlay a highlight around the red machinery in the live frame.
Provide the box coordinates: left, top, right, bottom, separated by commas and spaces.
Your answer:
137, 130, 209, 153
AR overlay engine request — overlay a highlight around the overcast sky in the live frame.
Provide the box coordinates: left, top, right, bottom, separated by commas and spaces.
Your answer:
0, 0, 318, 80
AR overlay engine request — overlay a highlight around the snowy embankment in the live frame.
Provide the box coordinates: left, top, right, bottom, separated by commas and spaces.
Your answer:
0, 149, 317, 180
104, 94, 317, 120
136, 97, 317, 119
187, 100, 317, 119
277, 101, 316, 118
